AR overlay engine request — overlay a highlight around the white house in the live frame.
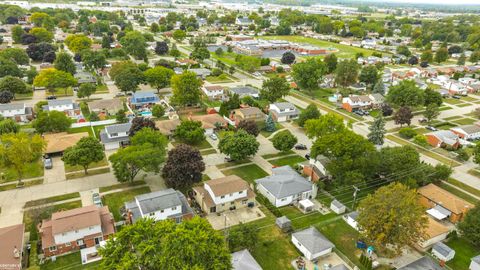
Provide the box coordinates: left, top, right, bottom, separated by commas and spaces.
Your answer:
269, 102, 299, 122
43, 99, 81, 118
291, 227, 335, 261
342, 95, 372, 112
451, 125, 480, 140
124, 189, 194, 224
255, 166, 317, 208
99, 123, 132, 150
470, 255, 480, 270
343, 211, 359, 231
202, 85, 225, 100
432, 242, 455, 262
0, 103, 34, 122
235, 17, 252, 26
330, 200, 346, 214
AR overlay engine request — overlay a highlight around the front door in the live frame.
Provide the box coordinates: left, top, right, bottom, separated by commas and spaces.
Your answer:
210, 206, 216, 213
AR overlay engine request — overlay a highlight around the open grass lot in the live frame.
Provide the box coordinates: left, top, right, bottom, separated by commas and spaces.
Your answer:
102, 186, 151, 221
24, 192, 80, 208
262, 36, 385, 59
446, 236, 480, 270
0, 160, 44, 183
222, 164, 269, 184
64, 157, 109, 173
269, 155, 306, 168
40, 251, 101, 270
24, 201, 82, 241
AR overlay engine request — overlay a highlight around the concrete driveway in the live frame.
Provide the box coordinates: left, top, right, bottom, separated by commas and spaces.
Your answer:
80, 188, 99, 206
43, 157, 66, 183
207, 206, 265, 230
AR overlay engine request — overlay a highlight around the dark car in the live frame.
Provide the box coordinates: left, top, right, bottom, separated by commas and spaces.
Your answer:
225, 157, 235, 162
452, 95, 461, 99
46, 95, 57, 100
294, 144, 307, 150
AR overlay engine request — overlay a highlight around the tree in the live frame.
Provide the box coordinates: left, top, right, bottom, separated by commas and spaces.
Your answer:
357, 182, 428, 255
272, 130, 297, 152
162, 144, 205, 190
170, 43, 181, 58
218, 130, 259, 161
0, 91, 14, 104
27, 42, 56, 62
281, 51, 295, 65
335, 59, 359, 87
359, 65, 378, 87
0, 132, 45, 185
396, 45, 411, 57
115, 109, 128, 123
171, 71, 202, 107
144, 66, 174, 93
474, 142, 480, 165
260, 76, 290, 103
54, 52, 76, 75
424, 104, 440, 123
408, 56, 419, 65
386, 80, 424, 107
172, 29, 186, 42
190, 43, 210, 61
150, 22, 160, 33
228, 223, 259, 252
458, 202, 480, 248
81, 50, 107, 70
423, 88, 443, 107
470, 50, 480, 64
0, 119, 20, 135
33, 68, 77, 95
324, 53, 337, 73
373, 80, 385, 95
174, 120, 205, 145
64, 34, 92, 53
298, 104, 320, 127
155, 41, 169, 55
435, 47, 449, 63
292, 58, 326, 96
264, 113, 276, 132
99, 217, 232, 270
62, 137, 105, 175
102, 35, 111, 49
368, 115, 386, 146
120, 31, 147, 59
11, 25, 24, 43
0, 57, 22, 78
394, 106, 413, 127
0, 48, 30, 65
30, 27, 53, 43
381, 103, 393, 116
457, 53, 466, 66
304, 113, 345, 139
215, 47, 224, 56
152, 104, 165, 118
421, 50, 433, 63
129, 117, 158, 137
32, 111, 71, 133
114, 66, 144, 94
77, 83, 96, 100
237, 120, 259, 137
0, 76, 28, 95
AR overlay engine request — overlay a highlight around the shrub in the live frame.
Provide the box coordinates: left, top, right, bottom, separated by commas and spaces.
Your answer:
255, 193, 281, 217
413, 134, 429, 147
398, 127, 417, 139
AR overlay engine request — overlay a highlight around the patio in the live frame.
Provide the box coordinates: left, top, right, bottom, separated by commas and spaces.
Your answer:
207, 206, 266, 230
291, 253, 353, 270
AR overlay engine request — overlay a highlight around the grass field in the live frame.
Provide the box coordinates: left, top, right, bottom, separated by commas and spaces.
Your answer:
99, 180, 146, 193
437, 182, 479, 204
66, 167, 111, 180
172, 139, 212, 150
0, 179, 43, 192
446, 236, 480, 270
269, 155, 306, 168
222, 164, 269, 184
24, 192, 80, 208
102, 186, 151, 221
262, 150, 294, 160
216, 159, 251, 169
262, 36, 386, 59
40, 251, 101, 270
67, 126, 94, 137
452, 118, 476, 125
64, 157, 109, 173
0, 160, 44, 183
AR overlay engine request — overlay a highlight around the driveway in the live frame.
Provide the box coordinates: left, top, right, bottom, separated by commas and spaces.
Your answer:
206, 206, 265, 230
80, 188, 99, 206
43, 157, 66, 183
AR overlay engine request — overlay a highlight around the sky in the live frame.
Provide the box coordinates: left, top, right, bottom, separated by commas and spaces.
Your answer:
382, 0, 479, 4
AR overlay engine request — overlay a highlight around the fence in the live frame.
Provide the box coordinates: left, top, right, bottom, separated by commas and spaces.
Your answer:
71, 119, 117, 128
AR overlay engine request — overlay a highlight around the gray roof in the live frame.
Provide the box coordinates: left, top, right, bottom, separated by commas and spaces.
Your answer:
346, 211, 359, 220
432, 242, 454, 257
331, 200, 345, 209
397, 256, 442, 270
230, 86, 258, 96
105, 123, 132, 134
0, 103, 24, 111
99, 130, 130, 144
292, 227, 335, 254
272, 102, 296, 110
135, 189, 182, 214
255, 166, 312, 199
231, 249, 262, 270
48, 99, 73, 106
276, 216, 291, 226
473, 255, 480, 264
330, 265, 349, 270
455, 124, 480, 134
432, 205, 451, 216
189, 68, 211, 76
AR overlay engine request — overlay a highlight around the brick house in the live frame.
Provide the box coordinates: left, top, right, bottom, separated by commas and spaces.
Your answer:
425, 130, 460, 149
39, 205, 115, 257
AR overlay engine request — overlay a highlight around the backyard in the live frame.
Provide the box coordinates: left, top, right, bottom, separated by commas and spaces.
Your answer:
446, 236, 480, 270
101, 186, 152, 221
40, 251, 101, 270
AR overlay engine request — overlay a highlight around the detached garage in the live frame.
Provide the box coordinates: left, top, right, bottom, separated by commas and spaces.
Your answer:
291, 227, 335, 261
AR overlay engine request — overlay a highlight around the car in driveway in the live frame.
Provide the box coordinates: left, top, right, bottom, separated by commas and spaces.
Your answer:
43, 156, 53, 169
294, 144, 307, 150
46, 95, 57, 100
426, 126, 438, 131
92, 193, 103, 207
209, 133, 218, 140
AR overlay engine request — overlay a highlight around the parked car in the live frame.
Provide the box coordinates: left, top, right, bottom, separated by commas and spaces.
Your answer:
115, 92, 125, 97
294, 143, 307, 150
225, 157, 235, 162
46, 95, 57, 100
452, 95, 461, 99
426, 126, 438, 131
209, 133, 218, 140
418, 118, 427, 123
44, 156, 53, 169
92, 193, 102, 207
304, 154, 310, 160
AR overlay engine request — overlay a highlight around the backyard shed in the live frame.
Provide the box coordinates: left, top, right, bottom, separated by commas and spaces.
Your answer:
330, 200, 346, 214
432, 242, 455, 262
298, 199, 315, 213
291, 227, 335, 261
275, 216, 291, 232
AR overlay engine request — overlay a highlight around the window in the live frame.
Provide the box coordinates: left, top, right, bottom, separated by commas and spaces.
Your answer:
75, 230, 79, 233
172, 206, 177, 211
229, 193, 233, 197
175, 216, 182, 223
238, 191, 243, 194
110, 133, 118, 137
49, 246, 57, 252
149, 212, 155, 216
281, 198, 287, 201
77, 239, 84, 246
230, 202, 235, 205
160, 209, 164, 213
65, 242, 71, 247
242, 199, 248, 205
221, 195, 225, 199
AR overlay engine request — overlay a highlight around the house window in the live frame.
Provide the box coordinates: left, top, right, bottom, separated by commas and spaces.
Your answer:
281, 198, 287, 201
77, 239, 84, 246
75, 230, 79, 233
160, 209, 164, 213
230, 193, 233, 197
49, 246, 57, 252
65, 242, 71, 247
172, 206, 177, 211
149, 212, 155, 216
230, 202, 235, 205
221, 195, 225, 199
242, 199, 248, 205
110, 133, 118, 137
175, 216, 182, 223
238, 191, 243, 194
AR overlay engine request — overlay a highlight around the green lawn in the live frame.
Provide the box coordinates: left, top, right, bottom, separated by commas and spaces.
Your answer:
437, 182, 479, 204
262, 150, 294, 160
67, 126, 94, 137
66, 167, 111, 180
446, 236, 480, 270
96, 84, 109, 93
24, 201, 82, 241
259, 123, 284, 138
452, 118, 477, 125
447, 178, 480, 198
24, 192, 80, 208
205, 75, 234, 83
54, 87, 74, 97
269, 155, 306, 168
222, 164, 269, 184
40, 251, 101, 270
200, 148, 217, 155
64, 157, 109, 173
0, 160, 44, 183
457, 103, 473, 107
216, 159, 251, 169
99, 180, 146, 193
461, 96, 478, 102
278, 206, 337, 230
0, 179, 43, 192
444, 98, 464, 105
14, 91, 34, 100
102, 186, 152, 221
172, 139, 213, 150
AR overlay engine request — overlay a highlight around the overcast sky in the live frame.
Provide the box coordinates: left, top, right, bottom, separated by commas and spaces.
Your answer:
382, 0, 479, 4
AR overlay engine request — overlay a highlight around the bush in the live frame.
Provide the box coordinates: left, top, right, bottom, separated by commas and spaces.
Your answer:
413, 134, 429, 147
255, 193, 281, 217
398, 127, 417, 139
211, 68, 223, 77
456, 148, 470, 161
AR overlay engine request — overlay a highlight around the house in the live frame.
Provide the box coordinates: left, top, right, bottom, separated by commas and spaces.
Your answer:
130, 91, 159, 108
368, 93, 385, 108
189, 114, 228, 135
470, 255, 480, 270
124, 189, 194, 224
396, 256, 442, 270
342, 95, 372, 112
291, 227, 335, 261
343, 211, 359, 230
425, 130, 460, 149
39, 205, 115, 257
74, 71, 96, 85
451, 125, 480, 140
99, 123, 132, 150
189, 68, 211, 79
302, 155, 330, 181
192, 175, 256, 214
418, 183, 474, 223
155, 119, 181, 137
255, 166, 317, 207
236, 17, 252, 26
87, 99, 123, 115
0, 103, 34, 122
432, 242, 455, 262
231, 249, 263, 270
202, 85, 225, 100
0, 224, 25, 270
43, 99, 81, 118
348, 82, 367, 92
229, 86, 259, 98
231, 107, 266, 126
330, 200, 346, 214
418, 217, 450, 249
269, 102, 299, 122
44, 132, 89, 154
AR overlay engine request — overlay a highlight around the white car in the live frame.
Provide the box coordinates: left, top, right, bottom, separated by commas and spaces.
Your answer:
209, 133, 218, 140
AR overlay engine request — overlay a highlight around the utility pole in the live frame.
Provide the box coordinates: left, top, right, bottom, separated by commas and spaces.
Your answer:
352, 185, 360, 209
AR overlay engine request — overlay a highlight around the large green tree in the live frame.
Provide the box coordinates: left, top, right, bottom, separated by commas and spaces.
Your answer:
65, 34, 92, 53
0, 119, 20, 135
335, 59, 359, 87
33, 68, 77, 94
271, 130, 298, 152
367, 115, 386, 146
458, 202, 480, 248
62, 137, 105, 175
359, 65, 378, 88
170, 71, 202, 107
54, 52, 76, 75
386, 80, 424, 107
0, 48, 29, 65
218, 130, 259, 161
304, 113, 345, 139
297, 104, 320, 127
260, 76, 290, 103
144, 66, 174, 93
162, 144, 205, 190
174, 120, 205, 145
114, 66, 144, 93
292, 58, 326, 96
120, 31, 147, 59
0, 76, 28, 95
32, 111, 71, 133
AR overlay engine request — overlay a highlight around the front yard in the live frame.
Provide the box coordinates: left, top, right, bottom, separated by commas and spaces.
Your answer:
101, 186, 152, 221
0, 160, 44, 183
268, 155, 306, 168
221, 164, 269, 184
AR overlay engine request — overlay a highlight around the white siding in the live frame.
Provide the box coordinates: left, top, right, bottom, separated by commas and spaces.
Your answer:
291, 235, 332, 261
142, 205, 182, 221
53, 225, 102, 245
104, 142, 120, 150
49, 104, 74, 112
204, 184, 247, 205
470, 260, 480, 270
420, 232, 448, 249
0, 108, 25, 117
